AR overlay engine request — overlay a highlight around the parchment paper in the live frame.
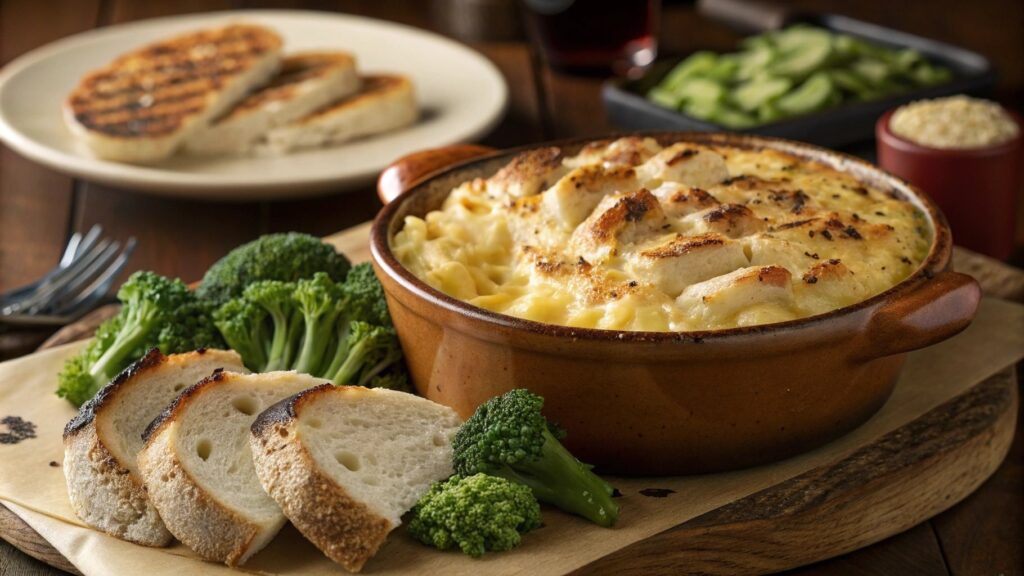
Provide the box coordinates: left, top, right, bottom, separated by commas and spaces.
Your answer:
0, 297, 1021, 576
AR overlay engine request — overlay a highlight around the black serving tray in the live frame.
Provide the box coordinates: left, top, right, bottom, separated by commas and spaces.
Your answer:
602, 13, 996, 148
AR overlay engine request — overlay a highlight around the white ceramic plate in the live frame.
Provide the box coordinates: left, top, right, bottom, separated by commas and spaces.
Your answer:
0, 10, 507, 200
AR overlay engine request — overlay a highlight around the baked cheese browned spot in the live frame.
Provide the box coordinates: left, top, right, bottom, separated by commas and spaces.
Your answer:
392, 137, 931, 331
66, 25, 282, 139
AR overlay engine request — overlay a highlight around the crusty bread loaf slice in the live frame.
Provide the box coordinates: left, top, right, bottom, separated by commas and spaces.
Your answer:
137, 371, 322, 565
250, 384, 461, 572
64, 24, 283, 163
255, 74, 417, 155
62, 348, 247, 546
184, 52, 361, 155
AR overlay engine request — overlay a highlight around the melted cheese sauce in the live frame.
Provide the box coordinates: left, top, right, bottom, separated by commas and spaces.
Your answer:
392, 138, 930, 331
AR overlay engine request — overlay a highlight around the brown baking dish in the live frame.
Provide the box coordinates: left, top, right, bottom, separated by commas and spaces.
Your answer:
370, 133, 981, 476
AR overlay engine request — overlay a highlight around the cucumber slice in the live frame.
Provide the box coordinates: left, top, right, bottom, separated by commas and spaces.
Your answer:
829, 69, 872, 97
769, 28, 834, 79
705, 55, 740, 82
911, 63, 953, 86
776, 73, 835, 115
682, 100, 718, 121
852, 58, 891, 86
661, 51, 718, 91
678, 78, 726, 105
757, 103, 785, 123
711, 106, 757, 129
736, 46, 775, 81
647, 87, 681, 109
732, 76, 792, 111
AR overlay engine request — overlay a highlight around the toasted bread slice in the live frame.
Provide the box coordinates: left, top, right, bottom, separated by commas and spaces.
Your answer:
250, 384, 461, 572
185, 52, 361, 155
137, 371, 321, 566
64, 24, 283, 163
256, 74, 417, 155
62, 348, 247, 546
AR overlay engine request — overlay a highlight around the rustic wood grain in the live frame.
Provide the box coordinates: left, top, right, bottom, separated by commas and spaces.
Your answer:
0, 509, 79, 576
0, 0, 102, 293
2, 364, 1014, 576
569, 369, 1016, 576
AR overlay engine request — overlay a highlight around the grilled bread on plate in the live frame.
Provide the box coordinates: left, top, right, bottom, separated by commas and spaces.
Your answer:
62, 349, 247, 546
137, 371, 320, 566
250, 384, 461, 572
63, 24, 283, 163
256, 74, 417, 155
185, 52, 360, 155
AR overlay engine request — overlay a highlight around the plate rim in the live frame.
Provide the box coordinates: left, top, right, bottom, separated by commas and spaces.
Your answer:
0, 9, 509, 200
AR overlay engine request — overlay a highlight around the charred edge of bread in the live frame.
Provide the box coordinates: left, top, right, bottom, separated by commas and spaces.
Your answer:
250, 386, 391, 572
140, 367, 227, 444
249, 382, 335, 436
64, 348, 168, 438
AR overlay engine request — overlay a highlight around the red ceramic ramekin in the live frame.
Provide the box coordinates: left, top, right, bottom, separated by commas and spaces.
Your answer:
876, 108, 1023, 260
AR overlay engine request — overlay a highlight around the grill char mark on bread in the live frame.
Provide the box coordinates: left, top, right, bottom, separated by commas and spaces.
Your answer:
64, 24, 282, 162
62, 348, 246, 547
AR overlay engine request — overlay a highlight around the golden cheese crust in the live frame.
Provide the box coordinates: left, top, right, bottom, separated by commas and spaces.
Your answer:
392, 137, 931, 331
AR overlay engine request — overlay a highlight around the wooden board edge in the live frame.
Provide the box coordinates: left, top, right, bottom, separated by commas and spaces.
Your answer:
0, 504, 82, 575
575, 367, 1018, 576
1, 366, 1015, 576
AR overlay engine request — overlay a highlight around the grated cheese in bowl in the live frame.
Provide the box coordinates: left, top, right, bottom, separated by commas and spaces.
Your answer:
889, 96, 1019, 149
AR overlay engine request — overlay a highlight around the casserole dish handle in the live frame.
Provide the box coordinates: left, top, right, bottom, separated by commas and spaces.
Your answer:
857, 271, 981, 360
378, 144, 497, 204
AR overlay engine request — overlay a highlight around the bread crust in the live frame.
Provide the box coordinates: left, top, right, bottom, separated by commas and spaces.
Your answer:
250, 385, 392, 572
63, 421, 173, 546
62, 348, 243, 547
138, 420, 265, 565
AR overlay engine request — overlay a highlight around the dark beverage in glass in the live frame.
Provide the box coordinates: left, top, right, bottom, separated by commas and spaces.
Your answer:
522, 0, 660, 76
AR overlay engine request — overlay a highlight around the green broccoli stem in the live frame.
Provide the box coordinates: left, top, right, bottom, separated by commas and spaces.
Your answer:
498, 428, 618, 527
293, 310, 338, 377
87, 304, 156, 385
330, 337, 373, 385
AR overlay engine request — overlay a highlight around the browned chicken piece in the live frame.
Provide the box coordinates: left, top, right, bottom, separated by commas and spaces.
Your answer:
651, 185, 721, 218
637, 143, 730, 188
542, 164, 640, 227
488, 147, 567, 199
675, 265, 794, 324
697, 203, 767, 238
570, 188, 668, 262
627, 233, 749, 297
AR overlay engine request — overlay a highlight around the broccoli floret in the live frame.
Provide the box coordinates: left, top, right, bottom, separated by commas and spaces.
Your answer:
340, 263, 392, 327
408, 474, 541, 557
212, 268, 406, 389
453, 389, 619, 527
197, 233, 351, 309
57, 271, 223, 406
213, 298, 269, 372
326, 321, 402, 386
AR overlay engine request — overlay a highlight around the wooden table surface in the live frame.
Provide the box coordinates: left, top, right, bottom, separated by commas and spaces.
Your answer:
1, 1, 1022, 574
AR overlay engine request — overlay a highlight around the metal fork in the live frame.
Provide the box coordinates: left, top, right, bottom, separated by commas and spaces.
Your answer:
0, 226, 136, 326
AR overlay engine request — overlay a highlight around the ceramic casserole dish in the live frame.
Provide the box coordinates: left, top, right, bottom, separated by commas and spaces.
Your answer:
369, 133, 980, 476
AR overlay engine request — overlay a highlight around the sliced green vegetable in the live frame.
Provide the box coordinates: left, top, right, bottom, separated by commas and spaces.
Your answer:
776, 73, 835, 115
732, 76, 792, 111
647, 87, 681, 109
711, 106, 757, 129
769, 27, 834, 79
661, 51, 718, 91
678, 78, 726, 105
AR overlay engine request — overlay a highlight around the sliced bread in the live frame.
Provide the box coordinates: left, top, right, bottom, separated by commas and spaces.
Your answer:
250, 384, 462, 572
255, 74, 417, 155
62, 348, 247, 546
137, 371, 322, 565
184, 52, 361, 155
64, 24, 283, 163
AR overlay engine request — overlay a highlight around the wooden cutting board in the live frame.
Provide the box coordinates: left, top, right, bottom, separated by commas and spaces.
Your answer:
0, 222, 1019, 576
